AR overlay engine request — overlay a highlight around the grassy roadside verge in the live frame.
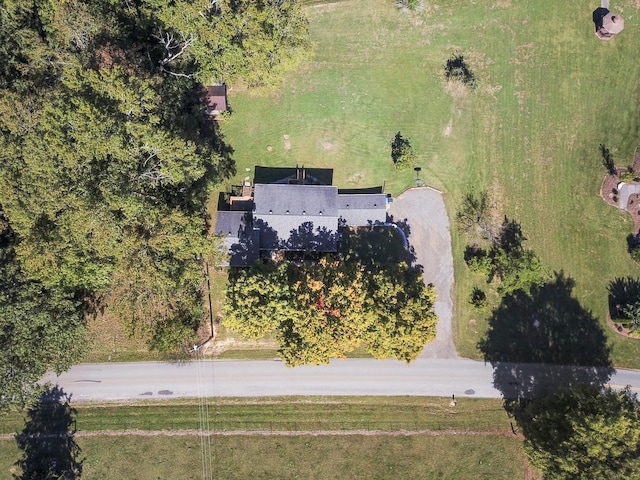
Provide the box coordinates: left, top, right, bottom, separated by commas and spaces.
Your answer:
0, 397, 509, 435
0, 396, 537, 479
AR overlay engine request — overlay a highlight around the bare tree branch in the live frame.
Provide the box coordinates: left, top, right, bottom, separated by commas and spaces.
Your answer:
153, 30, 195, 67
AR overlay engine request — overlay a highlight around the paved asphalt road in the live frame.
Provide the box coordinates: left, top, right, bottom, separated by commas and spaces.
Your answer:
42, 359, 640, 402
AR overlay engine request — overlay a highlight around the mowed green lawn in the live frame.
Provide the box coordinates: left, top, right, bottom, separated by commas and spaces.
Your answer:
220, 0, 640, 367
0, 434, 533, 480
0, 397, 536, 479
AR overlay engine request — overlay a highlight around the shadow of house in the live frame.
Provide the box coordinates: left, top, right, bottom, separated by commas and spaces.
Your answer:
215, 166, 389, 266
14, 386, 83, 480
478, 272, 614, 412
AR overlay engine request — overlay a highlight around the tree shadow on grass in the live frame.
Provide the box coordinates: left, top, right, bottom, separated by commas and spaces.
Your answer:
478, 272, 614, 415
14, 386, 83, 480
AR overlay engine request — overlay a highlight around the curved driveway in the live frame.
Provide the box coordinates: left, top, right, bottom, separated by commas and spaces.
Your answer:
387, 187, 457, 358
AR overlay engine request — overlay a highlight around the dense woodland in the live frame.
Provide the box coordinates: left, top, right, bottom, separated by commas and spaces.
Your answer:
0, 0, 308, 411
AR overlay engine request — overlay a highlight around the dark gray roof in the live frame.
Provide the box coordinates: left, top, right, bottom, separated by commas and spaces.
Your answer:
254, 184, 339, 251
254, 216, 338, 251
217, 169, 390, 259
254, 184, 339, 216
253, 166, 333, 185
215, 211, 260, 266
214, 211, 251, 238
338, 186, 384, 194
338, 193, 388, 226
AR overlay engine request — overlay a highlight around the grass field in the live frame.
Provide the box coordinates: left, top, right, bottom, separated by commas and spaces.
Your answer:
0, 434, 534, 480
0, 397, 510, 434
219, 0, 640, 367
0, 397, 537, 479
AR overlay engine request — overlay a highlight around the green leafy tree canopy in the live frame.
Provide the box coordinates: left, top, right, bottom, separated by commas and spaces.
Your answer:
390, 131, 417, 171
224, 257, 437, 366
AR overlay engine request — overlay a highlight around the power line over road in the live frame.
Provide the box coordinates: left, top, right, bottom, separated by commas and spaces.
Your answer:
41, 359, 640, 402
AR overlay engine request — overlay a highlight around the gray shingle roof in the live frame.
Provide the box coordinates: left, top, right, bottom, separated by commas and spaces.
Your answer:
216, 169, 390, 259
214, 211, 251, 238
338, 193, 388, 226
215, 211, 260, 266
253, 184, 339, 251
253, 166, 333, 185
254, 216, 338, 251
254, 184, 339, 216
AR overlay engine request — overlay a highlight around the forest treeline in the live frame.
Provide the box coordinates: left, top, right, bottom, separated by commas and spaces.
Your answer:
0, 0, 308, 411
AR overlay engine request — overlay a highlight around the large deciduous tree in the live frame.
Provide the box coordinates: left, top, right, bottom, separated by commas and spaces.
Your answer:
0, 213, 86, 413
519, 385, 640, 479
224, 258, 437, 366
151, 0, 310, 87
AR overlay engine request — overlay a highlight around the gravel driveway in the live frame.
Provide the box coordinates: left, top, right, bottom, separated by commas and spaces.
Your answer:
387, 187, 457, 358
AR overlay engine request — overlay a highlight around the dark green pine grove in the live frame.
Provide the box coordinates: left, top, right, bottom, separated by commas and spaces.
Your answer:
0, 0, 309, 411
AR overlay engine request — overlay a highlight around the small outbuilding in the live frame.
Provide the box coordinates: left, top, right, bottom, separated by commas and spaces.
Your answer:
595, 9, 624, 40
203, 84, 228, 119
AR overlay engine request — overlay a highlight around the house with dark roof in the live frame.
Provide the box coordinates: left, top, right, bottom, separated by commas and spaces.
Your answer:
215, 166, 389, 266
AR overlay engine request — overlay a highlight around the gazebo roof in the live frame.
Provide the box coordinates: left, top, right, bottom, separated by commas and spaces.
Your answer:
603, 12, 624, 34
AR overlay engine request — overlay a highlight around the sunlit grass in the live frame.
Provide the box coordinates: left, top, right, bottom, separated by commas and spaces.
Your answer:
219, 0, 640, 367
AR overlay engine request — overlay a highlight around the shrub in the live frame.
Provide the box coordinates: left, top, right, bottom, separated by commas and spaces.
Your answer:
620, 168, 638, 182
464, 245, 491, 275
395, 0, 423, 11
390, 132, 417, 170
469, 287, 487, 310
444, 54, 477, 91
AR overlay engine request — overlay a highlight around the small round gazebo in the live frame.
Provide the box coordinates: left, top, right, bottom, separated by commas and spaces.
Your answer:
596, 11, 624, 40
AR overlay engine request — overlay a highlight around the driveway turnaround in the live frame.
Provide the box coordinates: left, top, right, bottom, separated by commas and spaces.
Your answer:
42, 359, 640, 402
387, 187, 456, 358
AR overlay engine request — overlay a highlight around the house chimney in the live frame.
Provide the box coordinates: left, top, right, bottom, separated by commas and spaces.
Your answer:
296, 166, 306, 184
